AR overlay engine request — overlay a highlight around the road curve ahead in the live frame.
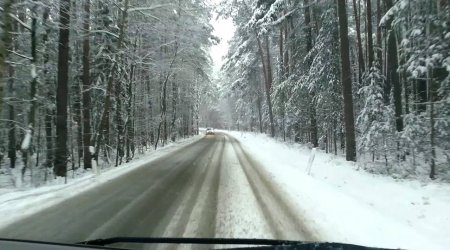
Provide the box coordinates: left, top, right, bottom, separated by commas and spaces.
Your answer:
0, 133, 316, 249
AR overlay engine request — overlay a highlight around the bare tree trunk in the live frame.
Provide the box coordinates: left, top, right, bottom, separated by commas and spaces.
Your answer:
337, 0, 357, 162
256, 95, 263, 133
82, 0, 92, 169
155, 47, 178, 149
304, 0, 318, 147
256, 34, 275, 137
376, 0, 383, 70
7, 53, 16, 169
21, 0, 40, 179
126, 60, 135, 162
429, 77, 436, 179
279, 26, 285, 139
0, 0, 14, 116
42, 4, 53, 178
385, 0, 403, 132
94, 0, 128, 163
352, 0, 366, 81
54, 0, 71, 177
366, 0, 375, 68
171, 76, 178, 141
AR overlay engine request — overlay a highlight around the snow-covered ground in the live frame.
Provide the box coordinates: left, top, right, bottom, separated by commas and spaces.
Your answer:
224, 130, 450, 250
0, 136, 202, 230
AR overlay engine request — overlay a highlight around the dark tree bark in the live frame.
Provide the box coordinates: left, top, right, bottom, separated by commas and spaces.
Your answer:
170, 76, 178, 142
20, 0, 40, 179
352, 0, 366, 81
42, 6, 53, 174
155, 47, 178, 149
256, 34, 275, 138
82, 0, 92, 169
366, 0, 375, 68
29, 1, 38, 133
337, 0, 357, 162
0, 0, 14, 116
126, 60, 135, 162
54, 0, 71, 177
385, 0, 403, 132
115, 81, 125, 166
256, 95, 263, 133
7, 49, 16, 169
95, 0, 128, 162
376, 0, 383, 69
264, 36, 275, 138
304, 0, 318, 148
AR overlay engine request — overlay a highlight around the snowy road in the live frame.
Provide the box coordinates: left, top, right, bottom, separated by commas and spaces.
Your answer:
0, 133, 315, 249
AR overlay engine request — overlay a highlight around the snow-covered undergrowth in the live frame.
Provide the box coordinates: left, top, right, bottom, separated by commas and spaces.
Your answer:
0, 135, 201, 230
225, 130, 450, 250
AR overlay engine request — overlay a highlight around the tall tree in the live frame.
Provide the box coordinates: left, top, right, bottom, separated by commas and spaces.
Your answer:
352, 0, 366, 81
0, 0, 14, 117
54, 0, 71, 177
337, 0, 357, 161
385, 0, 403, 132
82, 0, 92, 169
366, 0, 375, 68
304, 0, 318, 147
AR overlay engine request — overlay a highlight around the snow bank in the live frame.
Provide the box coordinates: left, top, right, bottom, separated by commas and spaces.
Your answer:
224, 130, 450, 250
0, 136, 202, 230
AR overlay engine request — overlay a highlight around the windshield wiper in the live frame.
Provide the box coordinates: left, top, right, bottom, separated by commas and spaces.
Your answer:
77, 237, 399, 250
78, 237, 300, 246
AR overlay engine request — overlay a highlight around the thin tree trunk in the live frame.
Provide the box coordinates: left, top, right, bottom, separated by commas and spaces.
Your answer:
54, 0, 71, 177
256, 34, 275, 137
429, 78, 436, 179
171, 76, 177, 142
22, 0, 40, 179
366, 0, 375, 68
265, 37, 275, 138
82, 0, 92, 169
304, 0, 318, 147
376, 0, 383, 69
353, 0, 366, 81
256, 95, 263, 133
385, 0, 403, 132
337, 0, 357, 162
0, 0, 14, 116
155, 47, 178, 149
42, 4, 53, 177
126, 61, 135, 162
7, 56, 16, 169
94, 0, 128, 163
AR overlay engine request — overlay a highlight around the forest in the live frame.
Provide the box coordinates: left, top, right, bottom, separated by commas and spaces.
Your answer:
0, 0, 449, 185
217, 0, 449, 180
0, 0, 215, 184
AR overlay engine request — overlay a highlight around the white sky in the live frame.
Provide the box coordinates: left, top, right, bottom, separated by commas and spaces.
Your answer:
209, 9, 235, 73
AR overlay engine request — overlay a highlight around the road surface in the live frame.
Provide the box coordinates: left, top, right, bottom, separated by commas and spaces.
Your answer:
0, 133, 315, 249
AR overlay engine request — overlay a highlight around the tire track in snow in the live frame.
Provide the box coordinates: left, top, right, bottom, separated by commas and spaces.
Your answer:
228, 135, 316, 241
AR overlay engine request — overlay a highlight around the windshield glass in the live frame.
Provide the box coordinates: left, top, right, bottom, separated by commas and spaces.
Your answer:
0, 0, 449, 250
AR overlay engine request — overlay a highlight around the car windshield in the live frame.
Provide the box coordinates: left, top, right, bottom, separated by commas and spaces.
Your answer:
0, 0, 448, 250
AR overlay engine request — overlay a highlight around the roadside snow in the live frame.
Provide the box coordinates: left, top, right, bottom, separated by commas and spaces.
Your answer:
224, 130, 450, 250
0, 136, 201, 230
215, 140, 273, 239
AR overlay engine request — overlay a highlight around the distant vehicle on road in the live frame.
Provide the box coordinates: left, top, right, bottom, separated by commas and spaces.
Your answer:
206, 127, 215, 135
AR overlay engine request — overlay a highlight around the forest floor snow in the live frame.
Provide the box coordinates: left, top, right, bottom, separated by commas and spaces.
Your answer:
0, 135, 202, 230
224, 130, 450, 250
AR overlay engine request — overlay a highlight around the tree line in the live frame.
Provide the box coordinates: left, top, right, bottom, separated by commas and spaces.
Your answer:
219, 0, 449, 179
0, 0, 214, 184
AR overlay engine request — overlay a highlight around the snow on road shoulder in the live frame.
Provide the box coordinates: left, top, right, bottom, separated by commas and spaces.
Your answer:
215, 137, 273, 239
224, 130, 450, 250
0, 135, 202, 230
